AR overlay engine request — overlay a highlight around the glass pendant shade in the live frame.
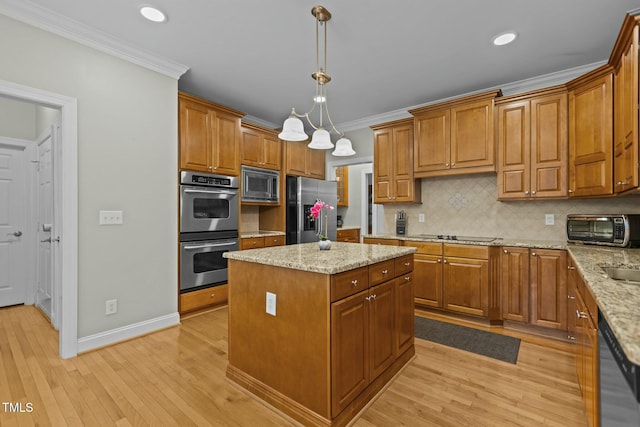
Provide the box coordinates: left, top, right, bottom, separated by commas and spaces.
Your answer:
278, 116, 308, 141
308, 128, 334, 149
332, 137, 355, 156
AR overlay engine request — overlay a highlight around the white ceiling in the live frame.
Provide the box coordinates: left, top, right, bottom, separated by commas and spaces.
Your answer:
2, 0, 639, 131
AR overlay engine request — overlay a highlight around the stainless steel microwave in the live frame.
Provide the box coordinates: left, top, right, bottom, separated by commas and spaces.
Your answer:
241, 165, 279, 204
566, 214, 640, 247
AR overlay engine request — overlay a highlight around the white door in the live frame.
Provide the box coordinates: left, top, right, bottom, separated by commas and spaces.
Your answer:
0, 143, 27, 307
36, 127, 55, 324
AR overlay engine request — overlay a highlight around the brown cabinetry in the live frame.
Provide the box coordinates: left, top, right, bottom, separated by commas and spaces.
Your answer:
240, 122, 281, 170
336, 228, 360, 243
363, 237, 401, 246
372, 118, 421, 203
335, 166, 348, 206
611, 14, 640, 194
496, 87, 568, 200
410, 90, 500, 178
178, 92, 243, 176
500, 247, 567, 331
284, 140, 325, 179
403, 241, 443, 308
567, 66, 614, 197
568, 257, 599, 427
179, 284, 228, 314
240, 235, 285, 250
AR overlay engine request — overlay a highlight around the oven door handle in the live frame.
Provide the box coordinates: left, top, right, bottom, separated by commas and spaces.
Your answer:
183, 188, 237, 195
183, 242, 236, 250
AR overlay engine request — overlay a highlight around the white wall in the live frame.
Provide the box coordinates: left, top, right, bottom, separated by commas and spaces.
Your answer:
0, 96, 36, 139
0, 13, 178, 338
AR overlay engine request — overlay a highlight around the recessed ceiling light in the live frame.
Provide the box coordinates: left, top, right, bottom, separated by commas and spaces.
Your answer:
140, 6, 167, 23
492, 32, 517, 46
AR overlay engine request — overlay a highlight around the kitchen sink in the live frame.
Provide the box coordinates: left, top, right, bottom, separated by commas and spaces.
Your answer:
600, 266, 640, 284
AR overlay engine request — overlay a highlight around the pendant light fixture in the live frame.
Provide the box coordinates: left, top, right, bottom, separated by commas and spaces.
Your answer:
278, 6, 356, 156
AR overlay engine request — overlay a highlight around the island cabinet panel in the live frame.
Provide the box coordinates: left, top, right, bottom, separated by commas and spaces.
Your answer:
530, 249, 567, 330
331, 267, 369, 302
567, 67, 613, 197
368, 280, 396, 381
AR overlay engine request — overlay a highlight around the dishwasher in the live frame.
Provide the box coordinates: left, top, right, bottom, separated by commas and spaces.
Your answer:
598, 312, 640, 426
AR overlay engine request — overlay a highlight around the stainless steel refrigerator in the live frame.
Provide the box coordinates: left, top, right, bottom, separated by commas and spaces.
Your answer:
286, 176, 338, 244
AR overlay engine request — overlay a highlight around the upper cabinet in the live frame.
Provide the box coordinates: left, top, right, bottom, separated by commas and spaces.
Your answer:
566, 65, 614, 197
179, 92, 244, 176
240, 122, 281, 171
335, 166, 348, 207
284, 140, 325, 179
409, 90, 500, 178
372, 118, 421, 204
496, 86, 568, 200
610, 14, 640, 194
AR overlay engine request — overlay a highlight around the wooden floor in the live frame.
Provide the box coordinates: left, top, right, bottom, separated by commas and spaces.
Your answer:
0, 304, 588, 426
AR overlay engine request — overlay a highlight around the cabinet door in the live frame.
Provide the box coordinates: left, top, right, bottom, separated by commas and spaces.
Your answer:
285, 140, 308, 176
179, 98, 212, 172
567, 261, 579, 343
530, 93, 567, 198
262, 133, 281, 170
413, 254, 442, 308
500, 247, 529, 323
331, 290, 369, 417
393, 123, 415, 202
530, 249, 567, 330
395, 274, 414, 356
373, 128, 393, 202
443, 257, 489, 317
308, 147, 326, 179
450, 99, 494, 170
569, 74, 613, 197
413, 109, 450, 173
336, 166, 348, 207
497, 100, 530, 199
212, 111, 240, 175
368, 280, 396, 381
240, 126, 262, 167
614, 26, 639, 193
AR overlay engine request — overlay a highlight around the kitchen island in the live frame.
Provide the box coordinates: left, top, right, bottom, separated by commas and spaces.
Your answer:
224, 242, 417, 427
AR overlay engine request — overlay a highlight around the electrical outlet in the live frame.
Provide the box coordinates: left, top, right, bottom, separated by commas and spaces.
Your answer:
545, 214, 555, 226
418, 213, 425, 223
266, 292, 276, 316
106, 299, 117, 315
99, 210, 123, 225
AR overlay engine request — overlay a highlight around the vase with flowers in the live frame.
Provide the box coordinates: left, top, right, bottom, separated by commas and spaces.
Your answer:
310, 200, 334, 250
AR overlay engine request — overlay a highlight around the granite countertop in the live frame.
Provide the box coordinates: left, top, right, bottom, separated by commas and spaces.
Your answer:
240, 230, 286, 239
337, 226, 361, 231
363, 233, 567, 250
567, 245, 640, 365
224, 241, 416, 275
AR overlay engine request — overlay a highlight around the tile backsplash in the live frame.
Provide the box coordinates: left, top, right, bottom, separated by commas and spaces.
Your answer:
384, 173, 640, 241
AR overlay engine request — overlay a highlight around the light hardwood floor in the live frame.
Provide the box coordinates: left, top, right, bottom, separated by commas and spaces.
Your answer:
0, 304, 588, 426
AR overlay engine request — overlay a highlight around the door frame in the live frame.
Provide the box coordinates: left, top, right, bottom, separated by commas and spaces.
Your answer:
0, 78, 78, 359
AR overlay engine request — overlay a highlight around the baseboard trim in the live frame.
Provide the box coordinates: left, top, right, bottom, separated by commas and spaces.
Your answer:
77, 312, 180, 353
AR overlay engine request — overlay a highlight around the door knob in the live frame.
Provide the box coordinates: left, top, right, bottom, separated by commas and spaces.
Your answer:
40, 237, 51, 243
13, 230, 23, 237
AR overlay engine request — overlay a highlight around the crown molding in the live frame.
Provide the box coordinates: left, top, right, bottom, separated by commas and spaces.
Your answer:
337, 61, 605, 132
0, 0, 189, 80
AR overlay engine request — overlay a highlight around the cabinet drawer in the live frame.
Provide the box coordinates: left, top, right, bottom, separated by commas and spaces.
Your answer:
369, 260, 395, 285
337, 228, 360, 243
403, 241, 442, 255
331, 267, 369, 302
263, 235, 285, 247
444, 244, 488, 259
180, 284, 228, 313
395, 255, 414, 275
363, 238, 400, 246
240, 237, 265, 250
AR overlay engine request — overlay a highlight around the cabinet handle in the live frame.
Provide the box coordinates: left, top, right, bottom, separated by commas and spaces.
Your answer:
443, 259, 448, 264
503, 249, 508, 254
568, 266, 576, 270
568, 189, 574, 193
531, 191, 536, 195
404, 262, 411, 266
524, 190, 529, 195
352, 279, 358, 287
567, 295, 576, 300
451, 162, 455, 167
576, 310, 587, 319
371, 294, 376, 300
404, 276, 411, 282
365, 296, 371, 301
437, 259, 442, 263
531, 252, 537, 257
381, 269, 388, 275
445, 163, 450, 167
211, 293, 215, 298
567, 335, 576, 341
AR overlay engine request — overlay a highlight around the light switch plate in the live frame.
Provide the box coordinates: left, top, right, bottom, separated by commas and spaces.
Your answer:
266, 292, 276, 316
99, 210, 123, 225
418, 213, 425, 223
545, 214, 555, 226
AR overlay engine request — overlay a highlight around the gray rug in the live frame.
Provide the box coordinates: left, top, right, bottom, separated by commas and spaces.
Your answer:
414, 317, 520, 364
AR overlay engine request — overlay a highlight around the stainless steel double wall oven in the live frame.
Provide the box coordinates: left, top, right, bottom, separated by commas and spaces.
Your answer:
179, 171, 239, 293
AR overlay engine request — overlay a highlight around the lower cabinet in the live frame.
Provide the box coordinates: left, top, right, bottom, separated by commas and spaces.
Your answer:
179, 284, 228, 314
363, 237, 401, 246
337, 228, 360, 243
501, 247, 567, 330
568, 257, 599, 427
443, 245, 491, 317
240, 235, 285, 250
330, 257, 414, 417
403, 241, 443, 308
